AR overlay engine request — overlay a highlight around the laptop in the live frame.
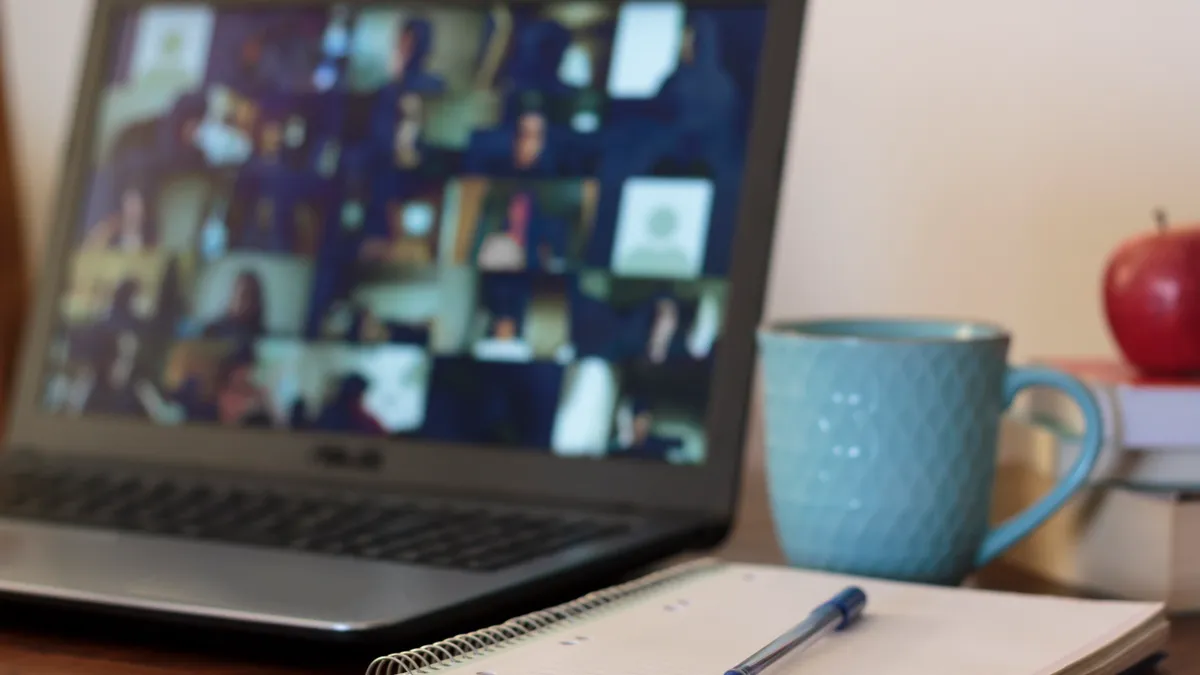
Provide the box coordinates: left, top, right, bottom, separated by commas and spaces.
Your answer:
0, 0, 805, 640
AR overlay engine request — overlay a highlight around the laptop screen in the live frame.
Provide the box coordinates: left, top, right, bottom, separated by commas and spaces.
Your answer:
42, 1, 768, 466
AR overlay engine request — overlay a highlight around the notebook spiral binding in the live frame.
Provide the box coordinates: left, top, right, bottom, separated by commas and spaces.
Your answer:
366, 558, 722, 675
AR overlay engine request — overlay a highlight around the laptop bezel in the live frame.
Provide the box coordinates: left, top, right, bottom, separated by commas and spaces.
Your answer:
6, 0, 807, 518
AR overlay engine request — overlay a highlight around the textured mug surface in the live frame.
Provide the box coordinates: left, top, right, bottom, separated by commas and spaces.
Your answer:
757, 318, 1103, 585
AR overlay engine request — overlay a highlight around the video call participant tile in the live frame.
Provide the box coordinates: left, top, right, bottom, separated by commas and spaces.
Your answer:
474, 4, 616, 132
60, 251, 184, 333
466, 272, 574, 364
222, 161, 336, 259
610, 177, 714, 280
179, 253, 314, 342
342, 89, 469, 180
76, 169, 163, 254
158, 85, 260, 172
464, 91, 602, 178
464, 6, 618, 178
548, 356, 622, 458
606, 360, 710, 464
345, 8, 478, 96
546, 357, 707, 464
42, 328, 167, 422
421, 357, 566, 449
570, 271, 725, 364
355, 181, 446, 266
341, 8, 492, 182
312, 265, 475, 353
293, 343, 433, 436
440, 178, 598, 274
298, 178, 452, 340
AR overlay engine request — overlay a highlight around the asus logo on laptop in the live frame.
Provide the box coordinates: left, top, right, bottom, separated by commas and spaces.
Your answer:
313, 446, 385, 472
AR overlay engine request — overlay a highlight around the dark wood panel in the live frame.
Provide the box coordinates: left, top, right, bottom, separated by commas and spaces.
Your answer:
0, 18, 27, 430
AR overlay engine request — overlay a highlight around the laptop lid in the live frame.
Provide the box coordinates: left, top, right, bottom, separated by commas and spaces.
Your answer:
8, 0, 807, 517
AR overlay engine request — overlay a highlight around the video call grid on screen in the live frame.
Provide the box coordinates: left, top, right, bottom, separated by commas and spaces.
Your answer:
43, 0, 767, 466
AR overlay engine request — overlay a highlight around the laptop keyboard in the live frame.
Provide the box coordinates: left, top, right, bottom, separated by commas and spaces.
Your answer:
0, 466, 630, 571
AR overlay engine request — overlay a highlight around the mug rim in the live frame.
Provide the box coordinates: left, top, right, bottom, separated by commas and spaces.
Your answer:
760, 315, 1012, 344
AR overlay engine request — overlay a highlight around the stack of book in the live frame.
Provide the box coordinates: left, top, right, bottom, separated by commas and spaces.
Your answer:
993, 358, 1200, 612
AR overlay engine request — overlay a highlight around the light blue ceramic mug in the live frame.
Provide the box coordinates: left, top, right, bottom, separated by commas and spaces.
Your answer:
757, 317, 1103, 585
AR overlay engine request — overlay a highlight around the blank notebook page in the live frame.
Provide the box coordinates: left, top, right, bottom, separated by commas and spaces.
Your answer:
433, 562, 1163, 675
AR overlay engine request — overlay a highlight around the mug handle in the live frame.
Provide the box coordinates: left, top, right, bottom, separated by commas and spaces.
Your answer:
974, 366, 1104, 567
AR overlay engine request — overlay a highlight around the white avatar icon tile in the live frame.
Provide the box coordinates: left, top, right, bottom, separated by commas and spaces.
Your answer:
611, 177, 713, 279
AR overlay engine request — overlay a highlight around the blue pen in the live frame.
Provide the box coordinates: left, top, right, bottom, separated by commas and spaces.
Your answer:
724, 586, 868, 675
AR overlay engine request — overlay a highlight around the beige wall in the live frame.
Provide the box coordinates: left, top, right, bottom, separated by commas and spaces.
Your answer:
2, 0, 91, 266
8, 0, 1200, 364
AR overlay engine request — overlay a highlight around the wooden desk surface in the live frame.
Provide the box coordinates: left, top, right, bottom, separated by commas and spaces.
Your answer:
1, 467, 1196, 674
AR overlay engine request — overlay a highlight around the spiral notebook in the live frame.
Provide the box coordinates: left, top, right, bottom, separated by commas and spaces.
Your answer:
366, 559, 1169, 675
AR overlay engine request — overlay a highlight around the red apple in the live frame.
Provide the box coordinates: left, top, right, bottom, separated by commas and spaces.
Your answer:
1103, 209, 1200, 377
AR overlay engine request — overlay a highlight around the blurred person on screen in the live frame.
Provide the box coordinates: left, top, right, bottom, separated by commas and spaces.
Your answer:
203, 270, 268, 342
